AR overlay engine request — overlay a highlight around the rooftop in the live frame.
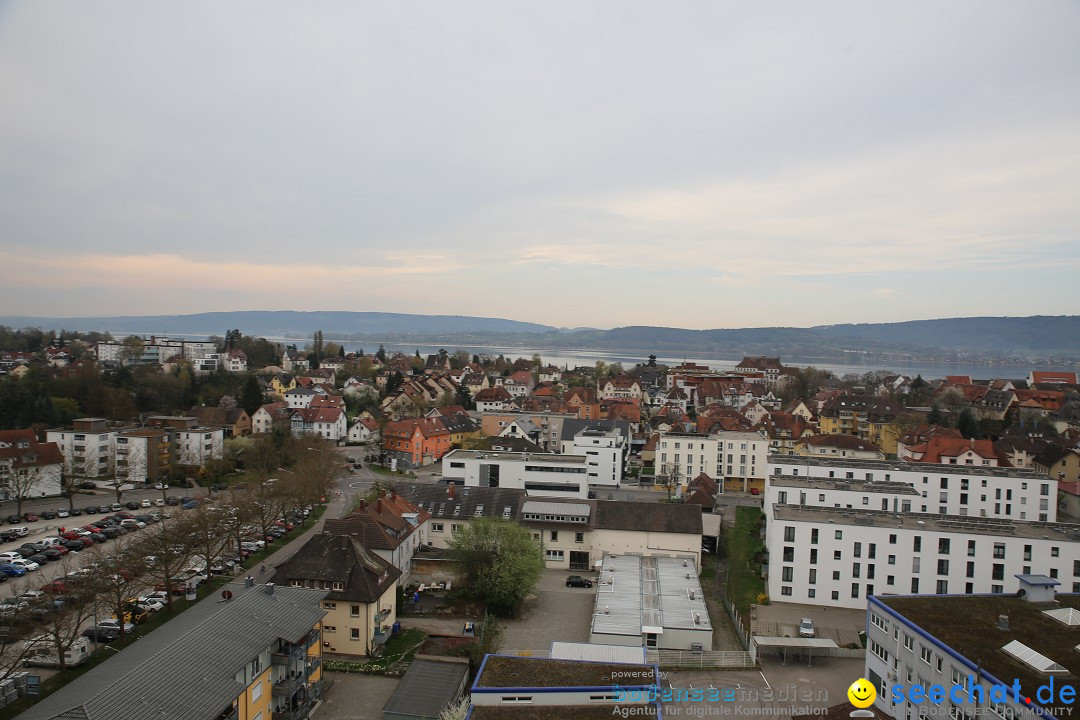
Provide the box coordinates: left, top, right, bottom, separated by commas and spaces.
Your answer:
772, 504, 1080, 542
382, 656, 469, 718
768, 453, 1051, 479
475, 655, 656, 688
769, 475, 921, 496
470, 707, 658, 720
591, 555, 710, 638
877, 593, 1080, 708
444, 449, 587, 465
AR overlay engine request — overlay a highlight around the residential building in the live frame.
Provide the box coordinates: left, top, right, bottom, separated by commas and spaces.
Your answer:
766, 501, 1080, 609
291, 407, 347, 441
170, 425, 226, 468
502, 370, 535, 398
275, 534, 400, 658
1029, 370, 1078, 385
14, 581, 327, 720
400, 483, 525, 549
474, 386, 513, 413
768, 455, 1057, 521
188, 405, 252, 437
865, 577, 1080, 720
441, 449, 590, 499
562, 427, 626, 487
818, 395, 904, 455
794, 434, 885, 460
0, 430, 63, 500
589, 554, 712, 651
598, 374, 643, 402
1034, 445, 1080, 483
382, 417, 453, 470
323, 493, 430, 584
224, 350, 248, 372
656, 430, 767, 493
734, 356, 786, 387
252, 402, 292, 434
901, 436, 1001, 466
347, 416, 379, 444
46, 417, 116, 479
114, 428, 170, 484
285, 386, 319, 409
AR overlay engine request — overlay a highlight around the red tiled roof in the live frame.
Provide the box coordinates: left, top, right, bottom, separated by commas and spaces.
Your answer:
0, 430, 62, 467
323, 492, 430, 551
919, 437, 999, 464
802, 434, 882, 453
1032, 371, 1078, 384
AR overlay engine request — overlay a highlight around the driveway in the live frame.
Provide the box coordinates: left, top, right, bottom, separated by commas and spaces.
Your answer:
500, 568, 596, 655
317, 674, 399, 720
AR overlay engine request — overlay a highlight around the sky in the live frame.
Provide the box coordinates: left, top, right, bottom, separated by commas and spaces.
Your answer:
1, 1, 1078, 330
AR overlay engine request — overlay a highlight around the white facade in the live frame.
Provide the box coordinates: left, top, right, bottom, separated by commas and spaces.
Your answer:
769, 455, 1056, 522
560, 427, 626, 487
46, 425, 116, 478
172, 427, 225, 467
0, 463, 62, 500
94, 342, 123, 363
441, 449, 589, 499
656, 430, 767, 490
285, 388, 316, 409
767, 504, 1080, 610
250, 406, 279, 434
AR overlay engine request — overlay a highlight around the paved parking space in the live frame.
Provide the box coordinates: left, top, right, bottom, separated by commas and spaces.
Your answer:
753, 601, 866, 646
316, 674, 399, 720
500, 568, 596, 654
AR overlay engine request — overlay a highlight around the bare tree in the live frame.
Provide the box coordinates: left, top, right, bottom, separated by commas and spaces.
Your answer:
0, 588, 37, 680
184, 503, 232, 583
87, 537, 151, 643
135, 515, 196, 613
28, 557, 100, 672
658, 462, 683, 501
6, 464, 45, 518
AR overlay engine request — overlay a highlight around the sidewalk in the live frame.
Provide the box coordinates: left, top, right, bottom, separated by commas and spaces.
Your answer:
247, 488, 350, 583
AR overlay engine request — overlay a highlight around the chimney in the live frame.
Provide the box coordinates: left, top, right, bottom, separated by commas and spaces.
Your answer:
448, 484, 455, 499
265, 583, 275, 595
245, 576, 255, 588
390, 489, 397, 499
997, 614, 1009, 631
358, 499, 366, 511
376, 498, 382, 513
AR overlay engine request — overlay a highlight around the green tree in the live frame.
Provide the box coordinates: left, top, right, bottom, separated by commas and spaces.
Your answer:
957, 408, 980, 438
240, 374, 264, 415
448, 518, 544, 616
375, 344, 387, 363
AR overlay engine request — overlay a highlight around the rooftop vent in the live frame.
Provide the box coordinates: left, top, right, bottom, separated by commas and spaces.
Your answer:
998, 614, 1009, 631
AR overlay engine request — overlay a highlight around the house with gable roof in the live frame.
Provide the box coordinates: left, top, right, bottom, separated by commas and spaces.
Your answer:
0, 430, 63, 500
252, 402, 292, 434
291, 406, 347, 441
323, 492, 430, 583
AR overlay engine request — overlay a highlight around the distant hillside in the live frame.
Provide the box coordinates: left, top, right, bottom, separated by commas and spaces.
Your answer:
0, 311, 556, 337
2, 312, 1078, 362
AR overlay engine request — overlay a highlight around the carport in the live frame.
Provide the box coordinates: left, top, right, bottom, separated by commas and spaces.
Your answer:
751, 636, 838, 666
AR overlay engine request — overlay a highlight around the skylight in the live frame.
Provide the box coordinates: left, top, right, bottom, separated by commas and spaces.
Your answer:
1002, 640, 1067, 674
1043, 607, 1080, 627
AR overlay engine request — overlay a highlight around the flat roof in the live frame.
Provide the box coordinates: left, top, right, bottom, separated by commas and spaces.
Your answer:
549, 642, 646, 664
474, 655, 656, 688
877, 594, 1080, 709
522, 500, 591, 517
470, 707, 658, 720
769, 476, 921, 496
769, 453, 1051, 479
772, 504, 1080, 542
591, 554, 711, 638
445, 449, 587, 465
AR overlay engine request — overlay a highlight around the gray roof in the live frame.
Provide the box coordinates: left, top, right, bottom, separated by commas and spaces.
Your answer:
17, 583, 328, 720
397, 483, 525, 521
558, 418, 631, 442
382, 657, 469, 719
522, 500, 591, 517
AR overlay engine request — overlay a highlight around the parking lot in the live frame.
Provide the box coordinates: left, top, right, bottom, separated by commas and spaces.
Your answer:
499, 568, 597, 654
753, 602, 866, 648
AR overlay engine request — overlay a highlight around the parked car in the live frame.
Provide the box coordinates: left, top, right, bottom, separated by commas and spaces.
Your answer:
153, 483, 168, 490
125, 502, 140, 511
82, 505, 99, 514
82, 626, 119, 643
6, 515, 21, 525
0, 552, 22, 563
27, 553, 50, 566
63, 540, 86, 552
140, 499, 151, 508
68, 508, 82, 517
566, 575, 593, 588
95, 619, 135, 634
0, 564, 27, 577
79, 481, 97, 489
9, 559, 39, 572
42, 548, 64, 561
165, 496, 180, 506
110, 503, 122, 512
798, 618, 816, 638
120, 519, 145, 530
22, 513, 38, 523
56, 508, 69, 518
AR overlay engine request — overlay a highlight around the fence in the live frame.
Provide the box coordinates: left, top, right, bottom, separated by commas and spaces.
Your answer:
646, 649, 755, 669
723, 598, 752, 650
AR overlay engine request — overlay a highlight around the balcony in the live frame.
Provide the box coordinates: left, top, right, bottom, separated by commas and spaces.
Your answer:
271, 671, 303, 698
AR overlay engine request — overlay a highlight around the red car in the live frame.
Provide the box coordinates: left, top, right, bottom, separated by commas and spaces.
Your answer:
23, 513, 38, 523
749, 488, 761, 496
61, 531, 83, 541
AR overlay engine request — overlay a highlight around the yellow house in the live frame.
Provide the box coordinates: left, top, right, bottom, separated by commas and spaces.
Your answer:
12, 582, 329, 720
819, 394, 902, 455
270, 373, 298, 396
275, 533, 401, 659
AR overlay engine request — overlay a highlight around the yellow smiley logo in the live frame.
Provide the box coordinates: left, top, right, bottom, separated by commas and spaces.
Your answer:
847, 678, 876, 708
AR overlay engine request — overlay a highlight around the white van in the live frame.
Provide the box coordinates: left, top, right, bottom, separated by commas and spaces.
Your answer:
24, 636, 92, 668
39, 537, 63, 549
8, 527, 28, 538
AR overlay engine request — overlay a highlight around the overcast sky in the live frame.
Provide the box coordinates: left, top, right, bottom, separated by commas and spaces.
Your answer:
1, 1, 1078, 330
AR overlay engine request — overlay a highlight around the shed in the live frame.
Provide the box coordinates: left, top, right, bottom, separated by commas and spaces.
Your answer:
382, 656, 470, 720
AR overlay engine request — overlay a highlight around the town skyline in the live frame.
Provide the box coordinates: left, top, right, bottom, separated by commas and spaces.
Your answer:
2, 2, 1079, 328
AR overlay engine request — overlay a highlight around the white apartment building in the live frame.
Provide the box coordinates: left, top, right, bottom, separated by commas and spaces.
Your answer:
767, 503, 1080, 610
181, 341, 218, 362
768, 455, 1057, 522
865, 578, 1079, 720
171, 427, 225, 467
560, 427, 625, 487
46, 418, 116, 478
114, 429, 170, 484
656, 430, 768, 492
441, 449, 589, 499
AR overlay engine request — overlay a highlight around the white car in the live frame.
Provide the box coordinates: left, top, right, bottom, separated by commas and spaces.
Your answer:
56, 509, 69, 518
11, 559, 39, 572
140, 499, 152, 508
141, 591, 169, 605
0, 552, 23, 563
120, 519, 145, 529
135, 598, 164, 613
153, 483, 168, 490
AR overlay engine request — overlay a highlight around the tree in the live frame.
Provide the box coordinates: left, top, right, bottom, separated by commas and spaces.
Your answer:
312, 330, 324, 361
440, 695, 471, 720
455, 385, 474, 411
119, 335, 145, 366
647, 355, 657, 368
362, 477, 398, 504
447, 518, 544, 616
224, 329, 242, 351
6, 463, 45, 518
88, 537, 151, 643
957, 408, 980, 439
375, 344, 387, 363
657, 462, 683, 501
137, 515, 197, 612
28, 557, 100, 673
240, 374, 264, 416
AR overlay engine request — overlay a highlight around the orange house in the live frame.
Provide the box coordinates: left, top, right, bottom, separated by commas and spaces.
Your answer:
382, 417, 453, 469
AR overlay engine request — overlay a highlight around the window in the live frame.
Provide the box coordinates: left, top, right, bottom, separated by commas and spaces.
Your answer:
1052, 546, 1060, 557
854, 542, 862, 558
936, 580, 948, 594
1024, 545, 1032, 562
889, 534, 897, 544
351, 605, 360, 617
913, 536, 922, 552
888, 555, 896, 565
938, 539, 950, 554
781, 586, 792, 596
904, 634, 914, 651
911, 578, 919, 593
324, 625, 336, 632
251, 680, 263, 702
784, 526, 795, 542
550, 530, 558, 542
783, 546, 794, 562
782, 567, 793, 582
808, 569, 817, 584
575, 532, 584, 543
323, 601, 336, 610
810, 549, 817, 564
831, 591, 839, 601
851, 583, 859, 598
993, 543, 1005, 559
432, 523, 444, 532
937, 559, 949, 575
835, 530, 843, 540
351, 628, 360, 640
833, 571, 841, 580
912, 557, 920, 573
834, 550, 842, 561
811, 528, 819, 544
967, 540, 975, 556
920, 646, 932, 664
992, 563, 1004, 581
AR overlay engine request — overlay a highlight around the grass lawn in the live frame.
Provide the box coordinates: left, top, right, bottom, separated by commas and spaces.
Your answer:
725, 505, 766, 625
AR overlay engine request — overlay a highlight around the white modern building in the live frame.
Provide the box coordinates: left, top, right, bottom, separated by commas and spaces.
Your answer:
589, 554, 713, 651
46, 418, 117, 478
114, 429, 170, 484
656, 430, 768, 492
767, 503, 1080, 610
171, 427, 226, 467
768, 455, 1057, 522
865, 577, 1080, 720
441, 449, 590, 499
561, 427, 625, 487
